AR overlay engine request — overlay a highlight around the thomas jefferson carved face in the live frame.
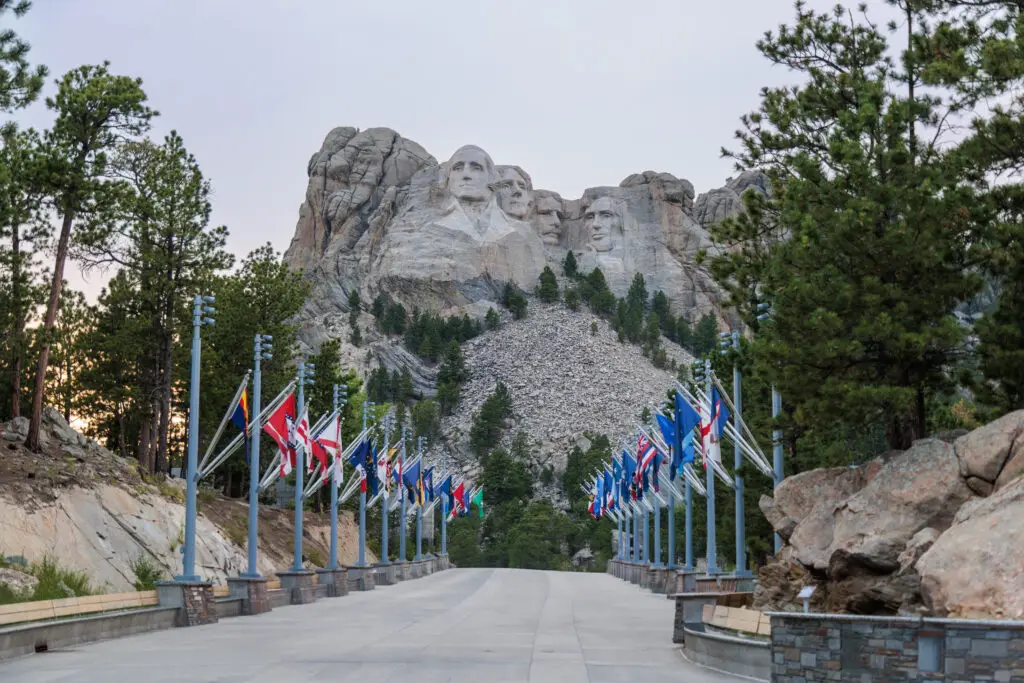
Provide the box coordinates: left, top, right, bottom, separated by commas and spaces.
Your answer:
446, 145, 494, 203
498, 167, 533, 219
585, 197, 621, 252
534, 193, 563, 246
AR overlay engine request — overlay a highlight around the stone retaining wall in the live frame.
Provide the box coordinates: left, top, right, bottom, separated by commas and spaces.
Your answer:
770, 613, 1024, 683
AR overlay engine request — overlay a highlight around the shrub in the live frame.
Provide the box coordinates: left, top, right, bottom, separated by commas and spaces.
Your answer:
130, 554, 166, 591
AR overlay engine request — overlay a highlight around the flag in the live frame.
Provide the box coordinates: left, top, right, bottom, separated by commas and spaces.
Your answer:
470, 489, 483, 518
594, 476, 603, 519
450, 481, 465, 519
403, 461, 422, 506
700, 387, 730, 467
295, 405, 313, 473
231, 388, 251, 467
262, 392, 296, 476
587, 493, 596, 518
603, 469, 614, 511
377, 446, 397, 494
347, 440, 371, 493
311, 413, 342, 486
621, 452, 637, 501
393, 447, 404, 489
440, 476, 452, 509
423, 467, 435, 504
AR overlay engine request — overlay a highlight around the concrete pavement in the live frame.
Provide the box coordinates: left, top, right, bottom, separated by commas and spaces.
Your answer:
0, 568, 742, 683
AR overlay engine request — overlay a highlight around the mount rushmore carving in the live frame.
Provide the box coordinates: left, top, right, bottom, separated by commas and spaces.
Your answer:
284, 127, 765, 344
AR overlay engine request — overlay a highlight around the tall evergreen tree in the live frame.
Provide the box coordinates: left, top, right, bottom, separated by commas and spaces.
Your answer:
537, 266, 559, 303
26, 63, 155, 451
706, 2, 983, 449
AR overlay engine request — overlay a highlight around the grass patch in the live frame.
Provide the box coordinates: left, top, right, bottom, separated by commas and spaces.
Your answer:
130, 555, 166, 591
0, 556, 96, 605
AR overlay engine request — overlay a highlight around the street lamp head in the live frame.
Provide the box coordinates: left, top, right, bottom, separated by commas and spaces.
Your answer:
262, 352, 273, 361
719, 331, 731, 339
756, 312, 772, 322
261, 334, 273, 343
202, 317, 215, 326
756, 302, 771, 312
202, 295, 216, 304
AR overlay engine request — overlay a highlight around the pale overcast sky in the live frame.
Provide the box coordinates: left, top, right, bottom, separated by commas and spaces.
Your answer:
15, 0, 859, 299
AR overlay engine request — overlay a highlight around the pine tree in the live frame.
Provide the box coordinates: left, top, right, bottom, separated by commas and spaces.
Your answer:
0, 1, 47, 113
627, 273, 648, 311
436, 341, 465, 415
691, 314, 719, 357
26, 63, 155, 451
562, 250, 578, 278
371, 293, 387, 324
538, 266, 559, 303
564, 287, 580, 311
350, 323, 362, 347
485, 307, 500, 330
706, 2, 983, 449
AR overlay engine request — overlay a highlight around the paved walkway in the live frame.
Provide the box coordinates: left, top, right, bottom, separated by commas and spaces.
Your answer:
1, 568, 741, 683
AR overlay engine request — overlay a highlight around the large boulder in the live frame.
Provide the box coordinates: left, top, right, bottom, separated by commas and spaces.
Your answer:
825, 439, 972, 579
916, 476, 1024, 619
954, 409, 1024, 492
759, 461, 878, 573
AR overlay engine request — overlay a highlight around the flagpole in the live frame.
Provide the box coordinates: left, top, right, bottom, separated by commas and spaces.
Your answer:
357, 401, 373, 568
329, 384, 346, 570
772, 385, 783, 553
725, 330, 751, 578
244, 334, 271, 578
178, 293, 214, 583
399, 430, 408, 562
292, 361, 312, 572
702, 358, 720, 574
415, 436, 424, 561
441, 448, 448, 558
379, 414, 391, 568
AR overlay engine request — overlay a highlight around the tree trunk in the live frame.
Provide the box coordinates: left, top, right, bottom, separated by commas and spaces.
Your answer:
225, 468, 233, 497
139, 414, 153, 474
115, 404, 129, 461
156, 296, 174, 475
10, 221, 23, 418
26, 211, 75, 451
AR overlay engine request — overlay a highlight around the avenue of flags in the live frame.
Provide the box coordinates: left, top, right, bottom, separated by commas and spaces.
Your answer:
583, 374, 774, 522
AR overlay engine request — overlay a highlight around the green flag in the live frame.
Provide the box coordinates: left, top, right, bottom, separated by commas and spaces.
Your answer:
471, 489, 484, 518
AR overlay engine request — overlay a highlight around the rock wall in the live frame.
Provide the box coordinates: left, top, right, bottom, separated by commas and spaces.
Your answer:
756, 410, 1024, 619
0, 409, 370, 593
284, 127, 764, 348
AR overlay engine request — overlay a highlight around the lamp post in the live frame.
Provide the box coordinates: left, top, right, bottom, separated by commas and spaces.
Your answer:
244, 333, 272, 578
757, 302, 784, 554
328, 383, 346, 570
721, 330, 750, 578
178, 294, 215, 583
357, 401, 375, 567
291, 360, 314, 572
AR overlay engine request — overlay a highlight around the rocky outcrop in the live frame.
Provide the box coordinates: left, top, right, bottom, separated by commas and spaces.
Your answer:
284, 127, 762, 347
0, 567, 38, 599
757, 410, 1024, 617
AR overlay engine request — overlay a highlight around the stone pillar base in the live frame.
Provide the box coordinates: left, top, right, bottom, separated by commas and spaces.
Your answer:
227, 576, 272, 615
374, 563, 397, 585
314, 568, 349, 598
156, 581, 218, 627
347, 566, 375, 591
277, 571, 317, 604
396, 561, 412, 581
412, 560, 425, 578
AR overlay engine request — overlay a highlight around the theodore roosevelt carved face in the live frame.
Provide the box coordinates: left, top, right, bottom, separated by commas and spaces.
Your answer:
533, 192, 563, 246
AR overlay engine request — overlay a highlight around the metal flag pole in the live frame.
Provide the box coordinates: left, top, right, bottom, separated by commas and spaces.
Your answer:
772, 385, 783, 553
702, 358, 720, 574
415, 436, 424, 561
244, 333, 272, 578
399, 428, 409, 562
292, 360, 314, 572
357, 401, 374, 568
721, 330, 751, 578
328, 383, 346, 570
441, 447, 448, 557
379, 414, 391, 568
178, 294, 215, 583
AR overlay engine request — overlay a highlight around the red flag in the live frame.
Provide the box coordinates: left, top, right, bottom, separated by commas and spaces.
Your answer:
312, 414, 341, 485
262, 392, 297, 476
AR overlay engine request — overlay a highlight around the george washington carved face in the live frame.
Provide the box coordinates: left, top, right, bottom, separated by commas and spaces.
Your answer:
445, 145, 495, 203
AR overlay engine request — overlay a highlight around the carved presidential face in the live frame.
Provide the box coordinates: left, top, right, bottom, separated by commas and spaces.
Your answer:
534, 194, 563, 246
585, 197, 621, 252
498, 167, 532, 219
446, 146, 494, 203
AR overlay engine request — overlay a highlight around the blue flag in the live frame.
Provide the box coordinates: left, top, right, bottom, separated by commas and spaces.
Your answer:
603, 469, 614, 511
676, 392, 701, 435
594, 476, 603, 519
403, 461, 422, 505
712, 387, 730, 438
423, 467, 435, 503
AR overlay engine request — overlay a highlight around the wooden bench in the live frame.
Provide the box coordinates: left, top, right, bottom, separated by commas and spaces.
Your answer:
212, 577, 284, 598
0, 590, 160, 627
701, 604, 771, 637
